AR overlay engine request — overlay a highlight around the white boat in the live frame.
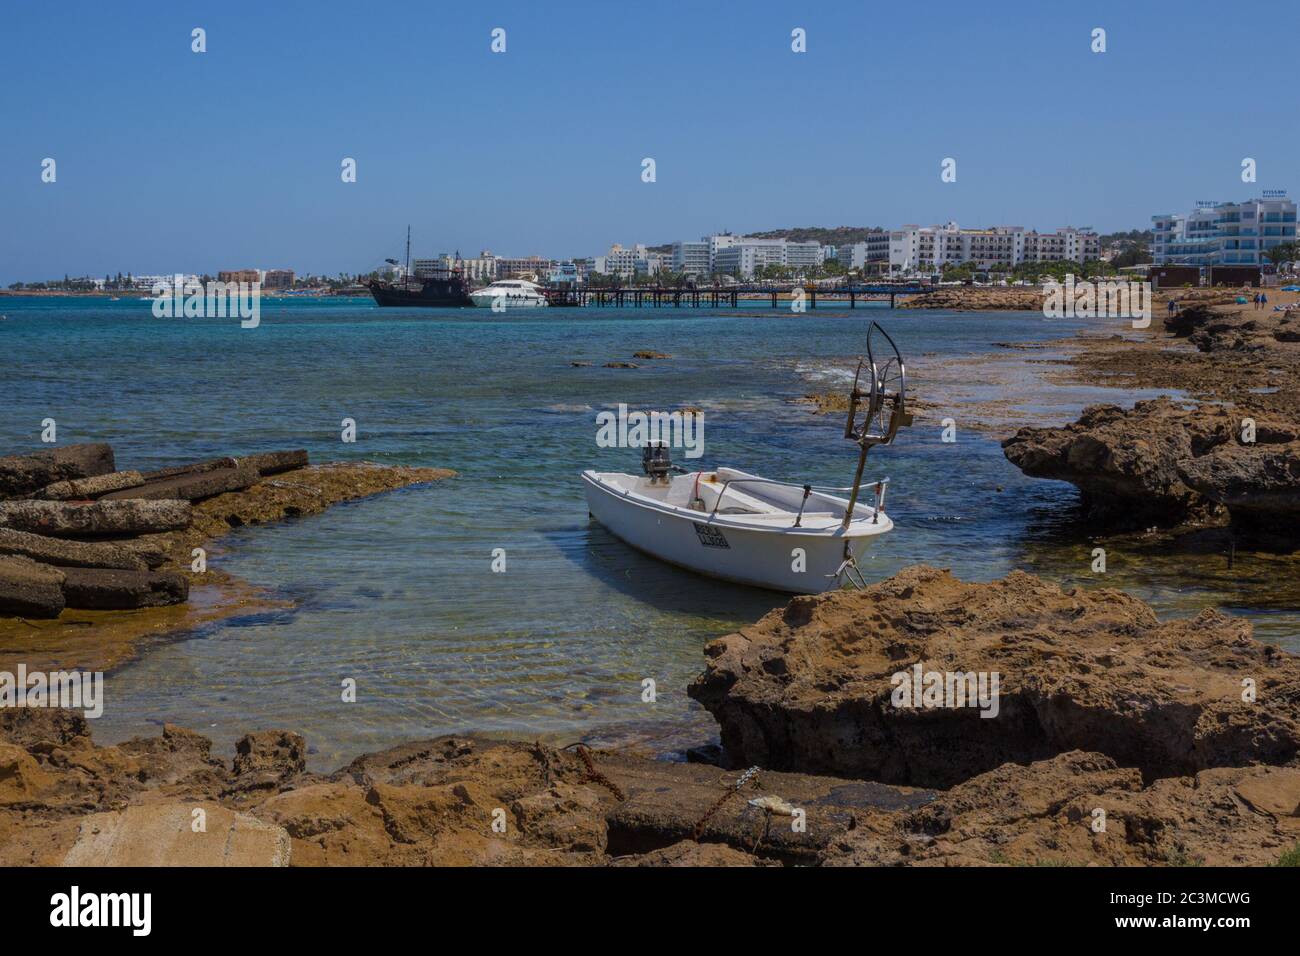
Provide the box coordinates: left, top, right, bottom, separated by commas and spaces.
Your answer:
582, 466, 891, 593
582, 321, 914, 594
469, 279, 549, 309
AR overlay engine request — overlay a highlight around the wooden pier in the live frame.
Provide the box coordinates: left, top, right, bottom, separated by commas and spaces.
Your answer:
541, 283, 933, 309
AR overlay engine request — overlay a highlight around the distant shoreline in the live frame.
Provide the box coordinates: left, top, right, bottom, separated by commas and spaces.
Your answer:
0, 289, 370, 298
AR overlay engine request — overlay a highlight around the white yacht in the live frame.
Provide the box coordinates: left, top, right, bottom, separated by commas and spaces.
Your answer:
469, 279, 549, 309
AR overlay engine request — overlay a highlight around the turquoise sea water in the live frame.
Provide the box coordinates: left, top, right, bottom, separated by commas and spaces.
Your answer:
2, 297, 1293, 768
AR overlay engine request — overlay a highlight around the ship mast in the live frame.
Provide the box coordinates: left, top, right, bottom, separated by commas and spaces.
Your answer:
405, 225, 411, 279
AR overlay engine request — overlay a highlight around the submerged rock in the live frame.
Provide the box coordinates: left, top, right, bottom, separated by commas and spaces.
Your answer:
687, 565, 1300, 788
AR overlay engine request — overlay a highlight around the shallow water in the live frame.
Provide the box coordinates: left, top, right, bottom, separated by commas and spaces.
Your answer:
3, 297, 1295, 768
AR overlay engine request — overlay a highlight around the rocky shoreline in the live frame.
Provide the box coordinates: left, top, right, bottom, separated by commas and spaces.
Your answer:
1001, 290, 1300, 541
0, 444, 453, 672
899, 286, 1046, 311
3, 564, 1297, 867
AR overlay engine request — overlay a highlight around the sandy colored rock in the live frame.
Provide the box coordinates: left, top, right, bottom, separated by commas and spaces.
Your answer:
822, 752, 1300, 867
0, 527, 148, 571
900, 287, 1044, 311
1177, 439, 1300, 528
609, 839, 774, 866
0, 742, 54, 804
0, 444, 115, 499
36, 470, 145, 500
2, 709, 1297, 868
239, 449, 309, 475
232, 730, 306, 787
0, 498, 192, 537
688, 564, 1300, 788
1001, 398, 1235, 526
62, 802, 291, 867
0, 554, 66, 618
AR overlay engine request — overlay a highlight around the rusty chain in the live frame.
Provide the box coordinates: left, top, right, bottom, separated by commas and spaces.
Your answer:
690, 765, 761, 841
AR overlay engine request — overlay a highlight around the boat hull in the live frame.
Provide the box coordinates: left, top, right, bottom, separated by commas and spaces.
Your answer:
582, 471, 886, 593
469, 292, 548, 308
366, 279, 475, 308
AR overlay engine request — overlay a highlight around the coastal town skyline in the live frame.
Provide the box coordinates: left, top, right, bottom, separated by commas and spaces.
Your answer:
3, 0, 1295, 285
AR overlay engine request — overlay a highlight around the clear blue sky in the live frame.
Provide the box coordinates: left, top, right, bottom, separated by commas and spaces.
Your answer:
1, 0, 1294, 282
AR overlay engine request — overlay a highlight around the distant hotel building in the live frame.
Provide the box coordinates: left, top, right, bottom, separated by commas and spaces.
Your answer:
668, 234, 826, 278
836, 231, 891, 270
1152, 193, 1296, 266
670, 240, 710, 275
884, 223, 1100, 273
593, 244, 668, 278
217, 269, 260, 284
263, 269, 295, 289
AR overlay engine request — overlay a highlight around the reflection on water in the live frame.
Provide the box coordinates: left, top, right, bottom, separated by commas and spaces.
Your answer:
2, 298, 1295, 769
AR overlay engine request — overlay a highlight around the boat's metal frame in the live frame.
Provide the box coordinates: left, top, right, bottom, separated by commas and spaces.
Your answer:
841, 322, 913, 530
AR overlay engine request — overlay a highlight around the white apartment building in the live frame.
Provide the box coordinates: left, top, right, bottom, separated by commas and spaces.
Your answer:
593, 243, 656, 278
784, 241, 823, 269
412, 254, 498, 281
1152, 194, 1297, 266
667, 233, 830, 277
886, 223, 1100, 273
713, 238, 787, 277
133, 274, 204, 290
838, 232, 891, 271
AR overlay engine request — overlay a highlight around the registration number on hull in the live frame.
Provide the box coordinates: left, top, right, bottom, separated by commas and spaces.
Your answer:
692, 522, 731, 549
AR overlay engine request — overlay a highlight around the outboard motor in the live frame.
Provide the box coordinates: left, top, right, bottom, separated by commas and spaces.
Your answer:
641, 442, 675, 485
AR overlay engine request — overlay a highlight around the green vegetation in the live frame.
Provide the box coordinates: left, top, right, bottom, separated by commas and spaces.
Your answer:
745, 226, 889, 246
1276, 842, 1300, 866
1266, 241, 1298, 267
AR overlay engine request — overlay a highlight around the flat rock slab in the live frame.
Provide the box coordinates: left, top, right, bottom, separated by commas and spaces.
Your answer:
0, 554, 66, 618
0, 444, 115, 499
100, 464, 258, 503
0, 499, 192, 537
139, 450, 306, 483
61, 567, 188, 609
140, 457, 238, 482
62, 802, 291, 867
596, 752, 933, 862
0, 527, 148, 571
36, 470, 144, 501
240, 449, 309, 476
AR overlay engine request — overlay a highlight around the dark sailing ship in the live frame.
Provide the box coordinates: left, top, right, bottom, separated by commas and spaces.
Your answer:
365, 227, 476, 308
